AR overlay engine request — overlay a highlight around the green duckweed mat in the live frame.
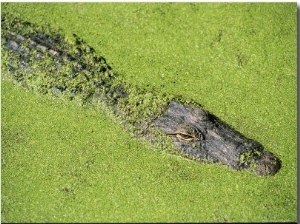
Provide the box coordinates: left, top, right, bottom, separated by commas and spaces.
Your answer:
1, 3, 297, 222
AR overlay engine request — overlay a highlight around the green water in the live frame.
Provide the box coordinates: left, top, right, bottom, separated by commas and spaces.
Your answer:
1, 3, 297, 222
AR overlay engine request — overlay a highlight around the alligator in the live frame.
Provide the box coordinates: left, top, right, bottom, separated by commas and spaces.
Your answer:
1, 13, 281, 176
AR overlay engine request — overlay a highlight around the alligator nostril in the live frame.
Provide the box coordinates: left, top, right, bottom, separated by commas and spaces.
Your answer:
252, 151, 282, 176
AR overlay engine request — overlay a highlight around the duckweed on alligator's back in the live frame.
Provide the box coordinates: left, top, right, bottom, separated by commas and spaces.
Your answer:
1, 12, 173, 132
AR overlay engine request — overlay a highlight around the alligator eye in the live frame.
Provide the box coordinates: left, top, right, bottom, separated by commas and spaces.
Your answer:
176, 133, 194, 141
173, 129, 198, 142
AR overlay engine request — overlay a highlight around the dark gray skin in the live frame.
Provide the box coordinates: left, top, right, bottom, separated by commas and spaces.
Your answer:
153, 101, 281, 176
2, 14, 281, 176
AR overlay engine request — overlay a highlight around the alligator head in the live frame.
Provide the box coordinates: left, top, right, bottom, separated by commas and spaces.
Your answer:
153, 101, 281, 176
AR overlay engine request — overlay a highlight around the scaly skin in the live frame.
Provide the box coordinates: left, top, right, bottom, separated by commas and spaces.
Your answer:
1, 13, 281, 176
